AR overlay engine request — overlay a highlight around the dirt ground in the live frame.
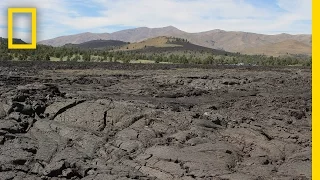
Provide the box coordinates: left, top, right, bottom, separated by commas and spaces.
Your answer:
0, 62, 311, 180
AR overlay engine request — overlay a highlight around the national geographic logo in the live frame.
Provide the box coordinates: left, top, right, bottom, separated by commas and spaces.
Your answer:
7, 8, 37, 49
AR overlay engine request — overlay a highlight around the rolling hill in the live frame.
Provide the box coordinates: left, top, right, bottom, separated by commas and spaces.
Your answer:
60, 36, 231, 55
39, 26, 311, 56
116, 36, 230, 55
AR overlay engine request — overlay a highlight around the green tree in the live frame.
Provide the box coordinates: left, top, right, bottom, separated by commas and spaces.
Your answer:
83, 53, 91, 62
45, 54, 50, 61
123, 58, 130, 63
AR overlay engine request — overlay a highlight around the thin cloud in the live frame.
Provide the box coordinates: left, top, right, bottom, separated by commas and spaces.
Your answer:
0, 0, 312, 41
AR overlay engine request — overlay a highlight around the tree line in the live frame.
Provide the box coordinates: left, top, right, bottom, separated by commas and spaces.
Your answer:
0, 39, 311, 66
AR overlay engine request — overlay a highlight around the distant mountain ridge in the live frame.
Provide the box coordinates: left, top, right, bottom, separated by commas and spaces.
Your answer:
39, 26, 312, 56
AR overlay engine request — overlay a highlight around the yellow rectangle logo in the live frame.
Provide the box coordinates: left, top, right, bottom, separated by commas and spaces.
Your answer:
8, 8, 37, 49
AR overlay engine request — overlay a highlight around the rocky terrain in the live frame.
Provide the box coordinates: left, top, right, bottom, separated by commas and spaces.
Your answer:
0, 62, 311, 180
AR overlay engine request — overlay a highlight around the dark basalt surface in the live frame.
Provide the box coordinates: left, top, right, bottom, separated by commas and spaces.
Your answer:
0, 62, 311, 180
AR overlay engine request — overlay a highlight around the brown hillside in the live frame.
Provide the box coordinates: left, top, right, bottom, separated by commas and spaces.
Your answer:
241, 39, 311, 56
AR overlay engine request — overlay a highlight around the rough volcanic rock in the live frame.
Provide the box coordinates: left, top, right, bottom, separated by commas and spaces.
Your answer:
0, 64, 311, 179
53, 99, 112, 131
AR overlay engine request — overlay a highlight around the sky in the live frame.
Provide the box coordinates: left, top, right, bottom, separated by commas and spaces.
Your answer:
0, 0, 312, 43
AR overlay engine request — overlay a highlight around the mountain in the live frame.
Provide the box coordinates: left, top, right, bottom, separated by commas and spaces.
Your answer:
39, 26, 312, 56
39, 26, 184, 47
64, 39, 128, 49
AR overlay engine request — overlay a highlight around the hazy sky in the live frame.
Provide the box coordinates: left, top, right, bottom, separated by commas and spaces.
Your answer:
0, 0, 312, 42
